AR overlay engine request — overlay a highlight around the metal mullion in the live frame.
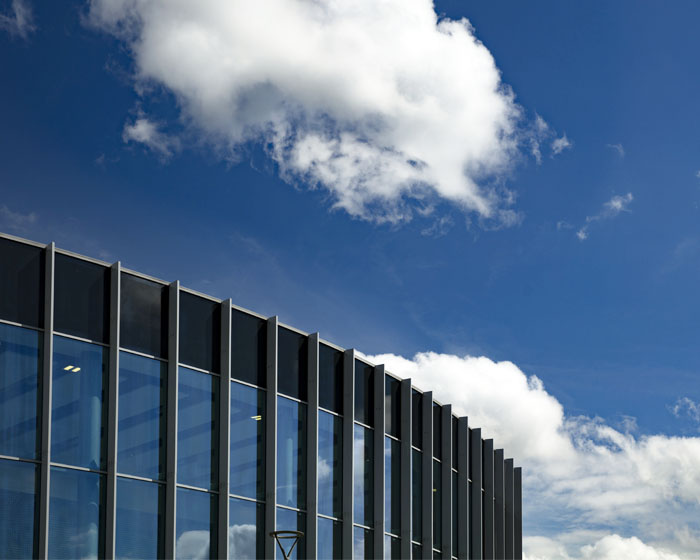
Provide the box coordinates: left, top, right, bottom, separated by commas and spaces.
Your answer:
504, 459, 514, 560
494, 449, 505, 560
218, 301, 232, 560
483, 439, 494, 559
399, 378, 411, 559
457, 417, 469, 560
306, 333, 319, 560
441, 405, 452, 559
164, 281, 179, 560
421, 391, 433, 560
373, 365, 385, 560
37, 242, 54, 559
342, 349, 355, 560
514, 467, 522, 560
470, 428, 483, 560
264, 316, 278, 559
105, 262, 120, 559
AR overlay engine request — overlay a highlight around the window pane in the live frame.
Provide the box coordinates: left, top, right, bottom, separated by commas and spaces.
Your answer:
385, 437, 401, 535
231, 310, 266, 387
319, 344, 342, 414
452, 417, 458, 470
276, 397, 306, 509
230, 382, 265, 500
412, 449, 422, 542
0, 459, 36, 559
412, 390, 422, 449
120, 273, 168, 358
318, 516, 342, 560
0, 238, 44, 328
275, 507, 306, 560
177, 367, 219, 490
0, 324, 40, 460
54, 254, 110, 343
384, 534, 400, 560
354, 361, 373, 426
353, 424, 373, 526
433, 403, 442, 460
229, 497, 264, 560
277, 328, 307, 401
433, 460, 442, 550
179, 292, 220, 373
318, 410, 342, 518
452, 471, 458, 554
385, 377, 400, 439
118, 352, 166, 479
52, 336, 107, 470
413, 543, 422, 558
176, 487, 217, 560
48, 467, 105, 560
353, 526, 373, 560
115, 477, 164, 560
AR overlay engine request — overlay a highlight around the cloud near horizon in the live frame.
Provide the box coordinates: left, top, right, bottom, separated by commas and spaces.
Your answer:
87, 0, 538, 225
365, 350, 700, 560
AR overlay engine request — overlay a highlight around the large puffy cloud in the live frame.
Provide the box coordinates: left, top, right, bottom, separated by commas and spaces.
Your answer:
88, 0, 523, 223
366, 351, 700, 559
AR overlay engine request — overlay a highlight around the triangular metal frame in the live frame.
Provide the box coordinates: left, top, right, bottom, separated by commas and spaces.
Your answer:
270, 530, 304, 560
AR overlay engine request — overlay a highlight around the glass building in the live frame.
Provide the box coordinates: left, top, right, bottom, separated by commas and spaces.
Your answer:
0, 233, 522, 560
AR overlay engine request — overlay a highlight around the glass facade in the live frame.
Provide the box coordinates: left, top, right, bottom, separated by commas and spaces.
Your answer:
175, 487, 217, 560
277, 396, 307, 510
0, 458, 37, 559
115, 477, 164, 560
318, 410, 342, 518
385, 436, 400, 536
120, 272, 168, 358
229, 497, 264, 560
230, 381, 265, 500
353, 423, 374, 526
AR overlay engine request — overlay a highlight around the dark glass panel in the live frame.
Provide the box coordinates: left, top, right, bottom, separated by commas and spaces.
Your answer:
275, 508, 306, 560
468, 429, 473, 480
0, 324, 40, 460
230, 382, 265, 500
0, 459, 36, 559
433, 460, 442, 550
411, 449, 422, 542
277, 328, 308, 401
318, 516, 342, 560
384, 437, 401, 535
115, 477, 164, 560
48, 467, 105, 559
481, 440, 486, 490
118, 352, 167, 480
353, 526, 373, 560
54, 254, 110, 343
0, 238, 44, 328
384, 534, 401, 559
52, 336, 107, 470
177, 367, 219, 490
354, 360, 373, 426
179, 292, 221, 373
385, 376, 400, 439
433, 403, 442, 460
175, 487, 217, 560
411, 390, 422, 449
452, 417, 458, 470
468, 482, 473, 558
412, 543, 422, 558
318, 410, 342, 518
120, 273, 168, 358
353, 424, 373, 526
229, 497, 264, 560
319, 344, 342, 414
433, 551, 442, 559
276, 397, 307, 509
231, 310, 266, 387
452, 471, 458, 555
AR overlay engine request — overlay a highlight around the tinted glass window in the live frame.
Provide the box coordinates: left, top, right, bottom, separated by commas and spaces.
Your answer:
229, 497, 264, 560
277, 328, 307, 401
179, 292, 220, 373
353, 424, 373, 526
412, 390, 422, 449
318, 410, 342, 518
0, 323, 41, 460
120, 273, 168, 358
276, 396, 306, 509
452, 417, 458, 470
411, 449, 422, 542
276, 507, 305, 560
385, 436, 401, 535
354, 360, 373, 426
0, 459, 37, 559
433, 403, 442, 460
317, 517, 342, 560
175, 487, 217, 560
230, 382, 265, 500
319, 344, 342, 414
0, 238, 44, 328
115, 477, 164, 560
385, 535, 401, 559
353, 526, 373, 560
385, 376, 400, 438
231, 310, 266, 387
433, 460, 442, 550
54, 254, 110, 342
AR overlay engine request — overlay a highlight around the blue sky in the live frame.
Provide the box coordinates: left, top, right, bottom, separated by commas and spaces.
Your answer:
2, 1, 700, 558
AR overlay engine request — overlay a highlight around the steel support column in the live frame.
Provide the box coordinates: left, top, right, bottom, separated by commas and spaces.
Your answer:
306, 333, 320, 560
164, 281, 180, 560
421, 391, 433, 559
442, 405, 452, 559
514, 467, 522, 560
494, 449, 505, 560
504, 459, 514, 560
483, 439, 494, 559
457, 417, 469, 560
342, 350, 355, 560
373, 364, 386, 559
470, 428, 483, 560
264, 317, 278, 559
217, 301, 232, 559
399, 378, 412, 559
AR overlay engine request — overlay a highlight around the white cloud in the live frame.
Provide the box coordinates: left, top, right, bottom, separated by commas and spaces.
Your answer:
695, 170, 700, 179
0, 204, 37, 233
88, 0, 533, 224
528, 115, 571, 164
366, 350, 700, 560
122, 117, 180, 159
576, 192, 633, 241
671, 397, 700, 426
606, 143, 625, 158
551, 134, 572, 155
0, 0, 35, 39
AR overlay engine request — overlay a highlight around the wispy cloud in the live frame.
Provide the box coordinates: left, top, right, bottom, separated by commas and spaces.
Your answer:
122, 117, 180, 160
0, 204, 37, 233
0, 0, 35, 39
576, 192, 634, 241
670, 397, 700, 426
551, 134, 572, 155
606, 143, 625, 158
529, 115, 572, 164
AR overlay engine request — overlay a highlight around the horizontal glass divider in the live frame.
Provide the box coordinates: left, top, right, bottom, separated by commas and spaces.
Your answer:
178, 363, 220, 377
277, 393, 307, 405
412, 445, 423, 452
276, 504, 307, 513
0, 454, 40, 464
353, 420, 373, 431
229, 493, 265, 505
231, 377, 267, 392
385, 433, 400, 442
54, 331, 110, 347
175, 483, 219, 495
317, 513, 342, 522
353, 523, 374, 531
317, 406, 342, 418
0, 318, 43, 332
49, 462, 107, 474
119, 346, 168, 363
116, 472, 167, 484
384, 531, 400, 538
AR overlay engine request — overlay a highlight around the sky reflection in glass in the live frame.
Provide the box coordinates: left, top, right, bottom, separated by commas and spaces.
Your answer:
353, 424, 373, 526
276, 396, 306, 509
115, 477, 164, 560
229, 497, 264, 560
176, 487, 217, 560
0, 458, 36, 559
318, 410, 342, 518
230, 381, 265, 500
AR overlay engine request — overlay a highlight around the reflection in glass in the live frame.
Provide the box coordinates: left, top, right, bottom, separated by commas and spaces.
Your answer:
0, 323, 40, 460
412, 449, 422, 543
354, 361, 373, 426
318, 516, 342, 560
177, 367, 219, 490
433, 460, 442, 550
433, 403, 442, 459
0, 238, 44, 328
120, 273, 168, 358
384, 377, 400, 438
52, 336, 107, 470
115, 477, 164, 560
229, 497, 264, 560
230, 382, 265, 500
318, 411, 342, 518
353, 526, 373, 560
385, 437, 401, 535
384, 534, 400, 560
275, 507, 305, 560
48, 467, 104, 560
452, 417, 458, 469
231, 310, 266, 387
0, 459, 36, 559
452, 471, 458, 554
179, 292, 220, 374
176, 487, 217, 560
318, 344, 343, 414
353, 424, 373, 526
118, 352, 166, 479
277, 396, 307, 509
277, 328, 308, 401
412, 390, 423, 449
